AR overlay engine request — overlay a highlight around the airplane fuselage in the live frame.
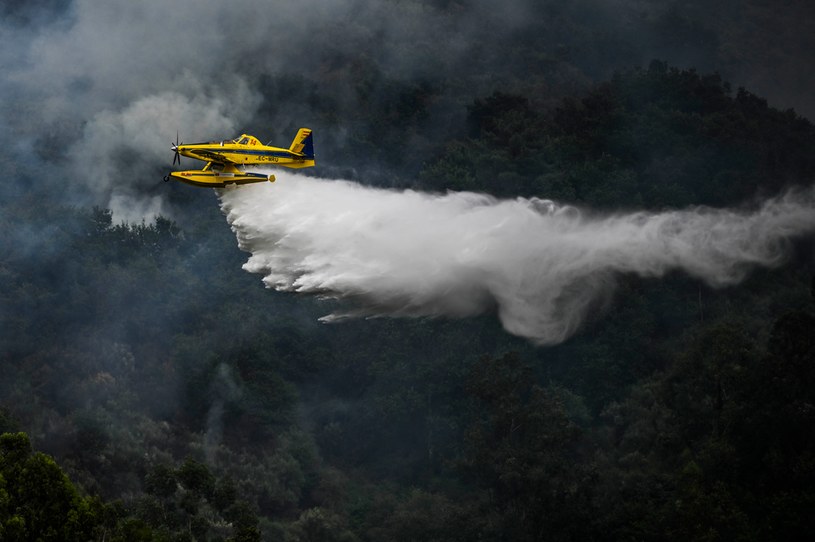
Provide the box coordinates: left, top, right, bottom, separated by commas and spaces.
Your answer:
176, 134, 315, 169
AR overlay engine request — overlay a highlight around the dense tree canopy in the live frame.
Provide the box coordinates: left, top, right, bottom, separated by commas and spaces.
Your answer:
1, 29, 814, 542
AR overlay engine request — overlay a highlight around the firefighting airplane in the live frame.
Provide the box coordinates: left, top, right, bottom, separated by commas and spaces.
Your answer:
163, 128, 314, 187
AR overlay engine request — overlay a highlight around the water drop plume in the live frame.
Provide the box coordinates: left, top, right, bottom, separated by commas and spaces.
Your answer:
219, 173, 815, 344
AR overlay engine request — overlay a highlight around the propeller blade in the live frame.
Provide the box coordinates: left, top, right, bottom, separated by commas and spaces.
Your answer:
171, 131, 182, 167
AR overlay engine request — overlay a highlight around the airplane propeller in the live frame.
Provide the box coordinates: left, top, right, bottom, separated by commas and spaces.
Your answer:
164, 132, 183, 183
171, 131, 183, 167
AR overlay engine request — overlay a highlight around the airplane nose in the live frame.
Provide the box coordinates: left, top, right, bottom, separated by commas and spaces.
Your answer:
171, 132, 183, 166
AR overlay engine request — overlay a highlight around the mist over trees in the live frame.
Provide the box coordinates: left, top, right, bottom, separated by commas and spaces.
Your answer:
2, 1, 815, 541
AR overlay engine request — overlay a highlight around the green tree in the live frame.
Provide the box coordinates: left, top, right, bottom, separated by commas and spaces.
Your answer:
0, 432, 99, 541
286, 507, 355, 542
461, 353, 597, 541
177, 458, 216, 502
737, 310, 815, 539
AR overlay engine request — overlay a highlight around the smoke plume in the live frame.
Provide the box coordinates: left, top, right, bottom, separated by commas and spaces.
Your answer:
219, 173, 815, 345
3, 0, 815, 223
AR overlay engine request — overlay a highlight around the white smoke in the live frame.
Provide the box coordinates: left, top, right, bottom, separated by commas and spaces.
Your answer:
1, 0, 521, 221
68, 87, 257, 223
219, 172, 815, 345
4, 0, 815, 222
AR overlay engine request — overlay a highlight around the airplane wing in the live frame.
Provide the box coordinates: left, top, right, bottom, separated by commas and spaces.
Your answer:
189, 148, 236, 164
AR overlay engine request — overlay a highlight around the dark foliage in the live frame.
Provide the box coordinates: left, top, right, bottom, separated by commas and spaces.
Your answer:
2, 55, 814, 542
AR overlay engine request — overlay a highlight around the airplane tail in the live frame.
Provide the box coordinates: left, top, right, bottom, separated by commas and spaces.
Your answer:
289, 128, 314, 159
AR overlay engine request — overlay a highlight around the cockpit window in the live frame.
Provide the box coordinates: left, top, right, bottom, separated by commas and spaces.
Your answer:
239, 137, 249, 145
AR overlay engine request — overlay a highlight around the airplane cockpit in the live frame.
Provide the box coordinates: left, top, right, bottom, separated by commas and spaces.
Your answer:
215, 136, 248, 146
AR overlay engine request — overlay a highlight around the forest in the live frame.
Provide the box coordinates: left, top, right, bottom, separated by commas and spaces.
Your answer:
2, 1, 815, 541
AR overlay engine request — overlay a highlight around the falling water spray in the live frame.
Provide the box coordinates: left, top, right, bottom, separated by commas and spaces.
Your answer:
219, 172, 815, 344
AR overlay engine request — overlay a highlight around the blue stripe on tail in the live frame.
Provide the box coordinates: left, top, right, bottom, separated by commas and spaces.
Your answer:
301, 132, 314, 159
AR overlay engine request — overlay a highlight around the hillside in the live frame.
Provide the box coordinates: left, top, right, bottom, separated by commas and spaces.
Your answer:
3, 60, 815, 540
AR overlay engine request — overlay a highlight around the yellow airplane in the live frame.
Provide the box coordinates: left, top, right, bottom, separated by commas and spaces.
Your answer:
164, 128, 314, 187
